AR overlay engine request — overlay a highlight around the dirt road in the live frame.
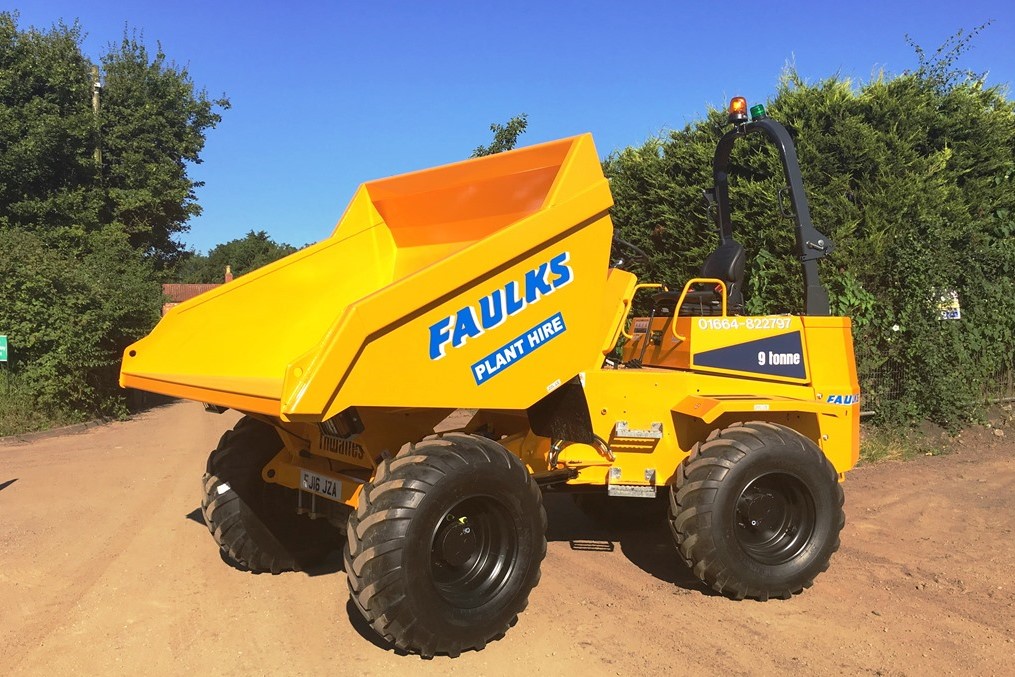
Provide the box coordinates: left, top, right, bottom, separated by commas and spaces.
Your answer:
2, 401, 1014, 675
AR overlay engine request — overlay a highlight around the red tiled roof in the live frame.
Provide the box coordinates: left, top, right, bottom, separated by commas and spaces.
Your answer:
162, 283, 221, 304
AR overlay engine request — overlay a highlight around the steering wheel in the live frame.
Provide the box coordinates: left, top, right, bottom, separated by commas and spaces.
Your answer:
610, 236, 649, 269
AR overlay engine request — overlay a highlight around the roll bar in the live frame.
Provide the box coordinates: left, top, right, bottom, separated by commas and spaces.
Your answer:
710, 117, 832, 315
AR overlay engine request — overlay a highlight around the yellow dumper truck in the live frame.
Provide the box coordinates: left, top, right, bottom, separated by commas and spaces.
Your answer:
121, 98, 859, 658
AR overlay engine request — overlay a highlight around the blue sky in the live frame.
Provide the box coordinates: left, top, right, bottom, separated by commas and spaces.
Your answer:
13, 1, 1015, 253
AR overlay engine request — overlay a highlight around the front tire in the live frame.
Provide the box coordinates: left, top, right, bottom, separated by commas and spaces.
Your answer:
201, 416, 341, 574
669, 421, 844, 600
345, 433, 546, 658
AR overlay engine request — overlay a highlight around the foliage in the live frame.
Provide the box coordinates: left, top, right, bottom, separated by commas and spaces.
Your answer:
0, 227, 162, 416
0, 369, 79, 436
0, 13, 226, 426
905, 20, 991, 91
173, 230, 298, 283
0, 14, 227, 266
472, 114, 528, 157
0, 16, 100, 233
604, 29, 1015, 427
99, 34, 229, 267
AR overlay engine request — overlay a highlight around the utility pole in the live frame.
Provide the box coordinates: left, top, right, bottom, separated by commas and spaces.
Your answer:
92, 66, 102, 169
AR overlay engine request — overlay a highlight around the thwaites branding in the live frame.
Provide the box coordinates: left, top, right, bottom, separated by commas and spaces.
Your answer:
427, 252, 573, 361
319, 434, 365, 459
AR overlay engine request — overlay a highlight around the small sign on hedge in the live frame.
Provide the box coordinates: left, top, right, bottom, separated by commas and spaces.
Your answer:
0, 335, 7, 362
937, 291, 961, 321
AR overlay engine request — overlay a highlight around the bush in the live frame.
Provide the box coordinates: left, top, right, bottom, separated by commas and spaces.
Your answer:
0, 368, 78, 436
0, 227, 161, 417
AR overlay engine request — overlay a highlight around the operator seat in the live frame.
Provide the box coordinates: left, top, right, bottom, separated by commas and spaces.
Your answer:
654, 240, 746, 317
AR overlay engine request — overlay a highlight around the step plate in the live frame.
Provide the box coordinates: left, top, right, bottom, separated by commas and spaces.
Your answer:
607, 484, 657, 498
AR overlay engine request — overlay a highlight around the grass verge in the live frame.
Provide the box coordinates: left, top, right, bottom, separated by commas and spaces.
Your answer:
859, 423, 952, 464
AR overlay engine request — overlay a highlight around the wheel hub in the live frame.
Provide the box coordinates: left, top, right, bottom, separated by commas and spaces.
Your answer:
428, 496, 517, 608
738, 491, 783, 532
438, 518, 478, 567
734, 472, 815, 566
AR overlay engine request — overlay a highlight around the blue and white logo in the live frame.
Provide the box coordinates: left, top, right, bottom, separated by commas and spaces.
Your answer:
428, 252, 573, 361
471, 313, 567, 385
826, 393, 860, 405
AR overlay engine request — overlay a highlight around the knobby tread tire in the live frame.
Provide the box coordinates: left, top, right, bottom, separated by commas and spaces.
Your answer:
669, 421, 845, 601
344, 433, 546, 658
201, 416, 341, 574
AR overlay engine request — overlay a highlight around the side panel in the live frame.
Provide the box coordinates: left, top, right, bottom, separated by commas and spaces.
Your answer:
576, 364, 859, 487
290, 215, 615, 419
625, 315, 812, 384
801, 315, 861, 467
690, 316, 808, 383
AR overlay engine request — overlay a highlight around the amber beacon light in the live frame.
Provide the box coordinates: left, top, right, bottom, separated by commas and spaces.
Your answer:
728, 96, 749, 124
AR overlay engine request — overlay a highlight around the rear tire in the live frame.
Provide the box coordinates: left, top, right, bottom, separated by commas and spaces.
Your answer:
345, 433, 546, 658
201, 416, 341, 574
669, 421, 844, 600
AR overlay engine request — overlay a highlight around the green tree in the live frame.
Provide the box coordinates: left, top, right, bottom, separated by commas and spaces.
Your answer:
0, 13, 227, 424
0, 14, 227, 264
174, 230, 298, 283
0, 15, 101, 232
100, 33, 229, 266
472, 113, 528, 157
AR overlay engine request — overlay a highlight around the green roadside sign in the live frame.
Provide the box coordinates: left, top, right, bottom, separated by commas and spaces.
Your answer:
0, 335, 7, 362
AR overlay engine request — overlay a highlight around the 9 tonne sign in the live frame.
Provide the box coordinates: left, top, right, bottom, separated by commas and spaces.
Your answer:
693, 332, 807, 380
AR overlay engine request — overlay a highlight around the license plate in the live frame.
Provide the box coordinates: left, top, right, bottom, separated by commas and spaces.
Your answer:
300, 469, 343, 502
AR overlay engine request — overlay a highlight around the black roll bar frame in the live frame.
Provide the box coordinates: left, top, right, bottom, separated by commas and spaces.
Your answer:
711, 117, 832, 315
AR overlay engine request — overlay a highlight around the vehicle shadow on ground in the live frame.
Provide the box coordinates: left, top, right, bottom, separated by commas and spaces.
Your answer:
345, 599, 403, 654
542, 493, 715, 596
185, 507, 205, 526
343, 599, 515, 657
183, 506, 345, 577
304, 550, 345, 576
